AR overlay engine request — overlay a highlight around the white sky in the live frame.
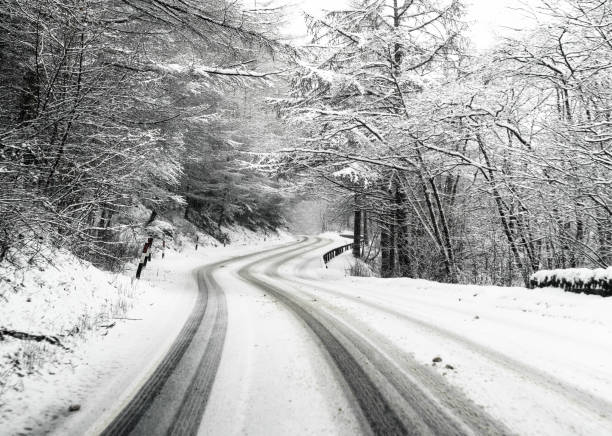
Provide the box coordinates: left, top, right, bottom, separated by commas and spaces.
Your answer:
466, 0, 532, 49
277, 0, 535, 50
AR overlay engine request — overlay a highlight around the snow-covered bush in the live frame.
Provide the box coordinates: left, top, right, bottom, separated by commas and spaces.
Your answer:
530, 267, 612, 296
346, 259, 375, 277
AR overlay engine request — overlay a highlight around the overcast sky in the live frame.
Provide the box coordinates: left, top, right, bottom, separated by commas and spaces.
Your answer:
278, 0, 533, 50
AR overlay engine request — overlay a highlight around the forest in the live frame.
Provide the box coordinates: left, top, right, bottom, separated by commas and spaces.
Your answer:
1, 0, 610, 286
0, 0, 291, 268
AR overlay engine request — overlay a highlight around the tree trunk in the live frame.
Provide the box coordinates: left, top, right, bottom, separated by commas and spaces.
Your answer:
389, 211, 397, 277
362, 208, 368, 254
381, 219, 392, 277
477, 134, 530, 286
429, 177, 457, 282
395, 186, 411, 277
414, 150, 454, 280
353, 206, 362, 259
598, 218, 612, 265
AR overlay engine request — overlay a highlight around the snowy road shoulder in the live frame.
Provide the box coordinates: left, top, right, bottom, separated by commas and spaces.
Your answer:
0, 231, 294, 435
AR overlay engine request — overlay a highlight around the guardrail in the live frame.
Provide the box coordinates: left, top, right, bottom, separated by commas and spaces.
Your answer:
323, 243, 354, 267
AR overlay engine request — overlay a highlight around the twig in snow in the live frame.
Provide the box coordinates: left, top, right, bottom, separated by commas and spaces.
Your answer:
0, 328, 69, 350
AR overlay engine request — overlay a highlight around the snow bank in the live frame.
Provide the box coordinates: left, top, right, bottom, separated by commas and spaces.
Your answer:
0, 248, 140, 396
1, 251, 136, 335
530, 267, 612, 296
144, 212, 291, 255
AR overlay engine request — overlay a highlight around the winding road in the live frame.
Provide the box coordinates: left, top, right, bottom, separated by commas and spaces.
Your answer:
96, 236, 612, 436
99, 239, 312, 435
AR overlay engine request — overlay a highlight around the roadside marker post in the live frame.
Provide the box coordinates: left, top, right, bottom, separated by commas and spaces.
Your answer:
142, 243, 149, 267
136, 237, 154, 280
136, 261, 143, 279
147, 237, 153, 262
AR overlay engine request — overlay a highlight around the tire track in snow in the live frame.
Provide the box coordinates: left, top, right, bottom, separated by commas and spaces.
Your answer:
273, 253, 512, 435
165, 264, 228, 436
237, 246, 407, 435
290, 265, 612, 422
99, 238, 310, 436
166, 237, 325, 435
237, 238, 508, 435
287, 246, 612, 426
99, 267, 215, 436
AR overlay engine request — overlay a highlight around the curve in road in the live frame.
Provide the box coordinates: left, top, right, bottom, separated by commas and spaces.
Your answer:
288, 250, 612, 422
99, 238, 315, 436
237, 237, 510, 436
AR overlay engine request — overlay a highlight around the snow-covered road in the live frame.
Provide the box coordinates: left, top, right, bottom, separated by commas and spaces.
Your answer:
272, 237, 612, 436
52, 235, 612, 436
239, 237, 511, 435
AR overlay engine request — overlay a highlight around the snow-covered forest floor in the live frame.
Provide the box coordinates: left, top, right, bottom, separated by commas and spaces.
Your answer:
0, 226, 292, 435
